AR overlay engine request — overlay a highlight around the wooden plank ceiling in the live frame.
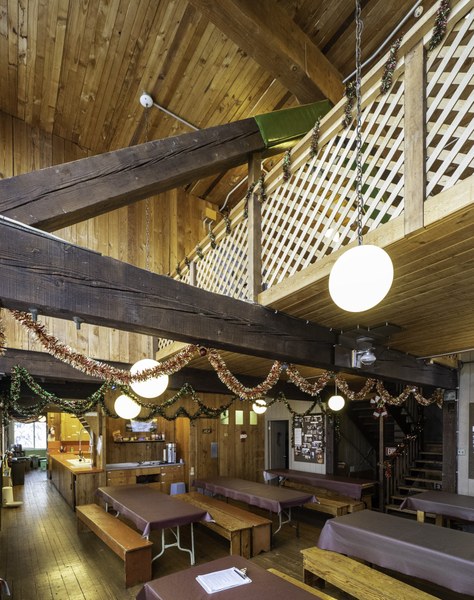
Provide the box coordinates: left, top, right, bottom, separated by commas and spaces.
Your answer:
0, 0, 465, 395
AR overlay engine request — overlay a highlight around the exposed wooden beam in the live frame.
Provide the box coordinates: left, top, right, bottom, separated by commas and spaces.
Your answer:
0, 219, 456, 389
188, 0, 344, 105
0, 119, 265, 231
0, 349, 312, 400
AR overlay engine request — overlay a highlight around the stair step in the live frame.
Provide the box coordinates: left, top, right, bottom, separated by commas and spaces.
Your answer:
399, 485, 430, 493
419, 451, 442, 456
409, 468, 442, 474
404, 476, 441, 483
415, 459, 443, 465
391, 494, 410, 501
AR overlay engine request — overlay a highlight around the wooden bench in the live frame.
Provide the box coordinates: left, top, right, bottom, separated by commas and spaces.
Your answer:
301, 547, 441, 600
76, 503, 153, 588
267, 569, 338, 599
282, 480, 365, 516
175, 491, 271, 558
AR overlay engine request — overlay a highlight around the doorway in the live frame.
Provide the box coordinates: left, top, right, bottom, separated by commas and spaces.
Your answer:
268, 420, 289, 469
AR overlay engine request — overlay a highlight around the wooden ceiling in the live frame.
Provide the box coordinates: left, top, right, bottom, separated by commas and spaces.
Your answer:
0, 0, 468, 393
0, 0, 437, 207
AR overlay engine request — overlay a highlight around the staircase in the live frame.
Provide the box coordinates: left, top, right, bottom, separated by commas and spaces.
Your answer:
386, 443, 443, 517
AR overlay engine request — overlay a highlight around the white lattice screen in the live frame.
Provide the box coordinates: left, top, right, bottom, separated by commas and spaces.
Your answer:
426, 9, 474, 198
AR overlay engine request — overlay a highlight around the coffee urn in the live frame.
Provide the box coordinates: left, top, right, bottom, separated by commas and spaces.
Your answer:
166, 443, 176, 464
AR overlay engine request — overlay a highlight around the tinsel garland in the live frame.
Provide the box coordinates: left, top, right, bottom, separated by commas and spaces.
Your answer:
342, 81, 356, 129
220, 208, 232, 235
428, 0, 451, 52
282, 151, 292, 181
176, 264, 182, 280
286, 366, 332, 396
8, 310, 199, 384
196, 244, 204, 260
207, 350, 283, 400
208, 225, 217, 249
243, 182, 256, 218
258, 174, 267, 203
334, 376, 376, 401
309, 118, 321, 158
380, 36, 403, 95
4, 310, 446, 409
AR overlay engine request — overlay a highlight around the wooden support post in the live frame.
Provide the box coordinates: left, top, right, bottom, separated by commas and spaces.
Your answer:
189, 261, 197, 286
404, 40, 426, 235
248, 152, 262, 302
378, 415, 385, 510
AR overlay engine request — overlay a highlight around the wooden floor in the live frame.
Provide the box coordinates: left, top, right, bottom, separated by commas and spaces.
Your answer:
1, 469, 473, 599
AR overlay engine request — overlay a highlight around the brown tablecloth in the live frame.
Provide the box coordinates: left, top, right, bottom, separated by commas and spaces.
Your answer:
400, 491, 474, 522
192, 476, 316, 513
97, 485, 211, 538
136, 555, 329, 600
317, 509, 474, 595
264, 468, 375, 500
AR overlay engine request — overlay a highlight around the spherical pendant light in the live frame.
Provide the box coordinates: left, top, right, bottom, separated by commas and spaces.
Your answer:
328, 394, 345, 412
130, 358, 169, 398
329, 244, 393, 312
115, 394, 141, 419
252, 399, 268, 414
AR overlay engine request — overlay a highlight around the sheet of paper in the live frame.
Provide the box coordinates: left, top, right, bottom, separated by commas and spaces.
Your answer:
196, 567, 251, 593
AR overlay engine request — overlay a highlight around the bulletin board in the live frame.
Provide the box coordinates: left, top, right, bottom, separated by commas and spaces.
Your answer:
293, 414, 324, 464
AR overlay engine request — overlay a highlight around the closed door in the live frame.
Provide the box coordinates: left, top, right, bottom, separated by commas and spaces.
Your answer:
269, 420, 289, 469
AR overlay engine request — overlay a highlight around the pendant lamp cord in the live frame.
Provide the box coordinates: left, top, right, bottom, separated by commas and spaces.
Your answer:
144, 107, 151, 272
355, 0, 364, 246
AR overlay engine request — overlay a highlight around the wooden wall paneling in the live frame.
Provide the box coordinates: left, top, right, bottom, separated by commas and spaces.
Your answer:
40, 0, 68, 134
175, 417, 190, 486
0, 112, 13, 178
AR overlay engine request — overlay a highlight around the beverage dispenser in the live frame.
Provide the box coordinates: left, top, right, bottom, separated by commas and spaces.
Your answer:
166, 443, 176, 463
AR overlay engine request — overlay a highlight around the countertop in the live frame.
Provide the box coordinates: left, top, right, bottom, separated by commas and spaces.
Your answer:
50, 453, 102, 474
106, 461, 183, 470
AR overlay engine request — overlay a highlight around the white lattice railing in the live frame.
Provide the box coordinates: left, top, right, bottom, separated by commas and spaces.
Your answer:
159, 0, 474, 351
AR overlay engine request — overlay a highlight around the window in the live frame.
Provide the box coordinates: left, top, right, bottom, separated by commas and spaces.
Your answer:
14, 421, 47, 450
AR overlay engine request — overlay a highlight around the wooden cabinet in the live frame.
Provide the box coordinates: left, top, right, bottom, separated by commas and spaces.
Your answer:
105, 464, 184, 493
50, 458, 75, 508
160, 464, 184, 494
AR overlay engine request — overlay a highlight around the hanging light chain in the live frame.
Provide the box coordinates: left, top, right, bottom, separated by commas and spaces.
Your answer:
144, 106, 151, 272
355, 0, 364, 246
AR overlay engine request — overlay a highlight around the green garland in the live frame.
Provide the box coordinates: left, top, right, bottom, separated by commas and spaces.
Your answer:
428, 0, 451, 52
342, 81, 356, 129
380, 36, 403, 95
282, 151, 292, 182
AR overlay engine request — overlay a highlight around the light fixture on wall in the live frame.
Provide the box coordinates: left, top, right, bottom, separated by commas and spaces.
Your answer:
351, 336, 377, 367
114, 394, 141, 419
252, 399, 268, 414
130, 358, 169, 399
328, 0, 393, 313
328, 381, 345, 412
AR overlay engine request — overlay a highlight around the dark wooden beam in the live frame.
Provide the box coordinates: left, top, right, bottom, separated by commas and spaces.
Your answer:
0, 119, 265, 231
0, 349, 312, 400
0, 219, 456, 389
188, 0, 344, 105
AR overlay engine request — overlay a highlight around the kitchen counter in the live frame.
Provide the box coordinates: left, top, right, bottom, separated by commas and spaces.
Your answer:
49, 453, 104, 509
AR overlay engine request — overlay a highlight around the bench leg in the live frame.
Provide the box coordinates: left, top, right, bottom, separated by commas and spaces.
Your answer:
240, 529, 251, 559
124, 546, 152, 588
251, 524, 271, 555
303, 568, 326, 589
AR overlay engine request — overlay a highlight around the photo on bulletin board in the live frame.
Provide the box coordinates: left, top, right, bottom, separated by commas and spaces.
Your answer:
293, 414, 324, 463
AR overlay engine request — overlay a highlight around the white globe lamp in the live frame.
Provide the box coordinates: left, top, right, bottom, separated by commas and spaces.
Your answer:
252, 399, 268, 414
115, 394, 141, 419
328, 394, 345, 412
130, 358, 169, 398
329, 244, 393, 312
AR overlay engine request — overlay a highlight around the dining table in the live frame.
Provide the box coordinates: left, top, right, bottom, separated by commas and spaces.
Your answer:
400, 490, 474, 525
192, 476, 317, 533
97, 484, 212, 564
317, 509, 474, 595
263, 468, 376, 501
135, 555, 333, 600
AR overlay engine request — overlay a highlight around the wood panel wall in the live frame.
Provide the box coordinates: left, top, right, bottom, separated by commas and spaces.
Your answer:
103, 390, 265, 486
0, 109, 211, 363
